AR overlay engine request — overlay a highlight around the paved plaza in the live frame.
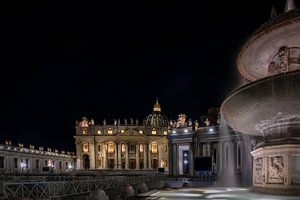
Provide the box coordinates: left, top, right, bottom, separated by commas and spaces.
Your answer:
149, 188, 300, 200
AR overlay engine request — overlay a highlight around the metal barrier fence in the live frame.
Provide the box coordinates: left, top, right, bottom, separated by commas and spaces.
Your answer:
1, 174, 164, 200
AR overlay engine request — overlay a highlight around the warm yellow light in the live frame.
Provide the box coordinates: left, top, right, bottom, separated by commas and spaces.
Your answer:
151, 129, 157, 135
47, 159, 52, 167
163, 131, 168, 135
121, 143, 125, 153
121, 130, 124, 133
108, 128, 113, 134
151, 142, 157, 153
139, 130, 143, 134
139, 144, 144, 152
108, 142, 115, 153
83, 143, 89, 152
97, 130, 101, 134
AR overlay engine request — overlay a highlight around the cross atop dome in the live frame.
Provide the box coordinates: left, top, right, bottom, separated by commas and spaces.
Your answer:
153, 98, 161, 113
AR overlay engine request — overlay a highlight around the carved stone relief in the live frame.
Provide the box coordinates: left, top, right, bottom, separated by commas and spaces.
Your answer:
268, 46, 300, 75
255, 157, 264, 184
267, 156, 284, 184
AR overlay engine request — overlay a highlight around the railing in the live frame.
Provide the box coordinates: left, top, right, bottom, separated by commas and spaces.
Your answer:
1, 174, 165, 200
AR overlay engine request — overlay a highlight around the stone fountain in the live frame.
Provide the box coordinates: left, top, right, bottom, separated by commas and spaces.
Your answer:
221, 1, 300, 194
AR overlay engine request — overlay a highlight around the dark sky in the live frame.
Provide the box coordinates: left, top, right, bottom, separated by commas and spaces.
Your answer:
0, 0, 292, 151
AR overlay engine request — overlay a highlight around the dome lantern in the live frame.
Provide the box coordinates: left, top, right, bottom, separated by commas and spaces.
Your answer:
153, 98, 161, 113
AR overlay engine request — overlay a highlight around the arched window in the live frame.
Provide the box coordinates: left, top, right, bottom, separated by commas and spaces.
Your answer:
121, 143, 125, 153
139, 144, 144, 153
151, 142, 157, 153
107, 128, 113, 134
151, 129, 157, 135
83, 143, 89, 153
108, 142, 115, 153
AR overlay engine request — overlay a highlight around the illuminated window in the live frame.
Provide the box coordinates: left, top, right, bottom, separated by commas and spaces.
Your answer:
121, 130, 124, 133
139, 144, 144, 152
151, 129, 157, 135
151, 142, 157, 153
108, 142, 115, 153
97, 130, 101, 134
107, 128, 113, 134
47, 159, 53, 167
83, 143, 89, 153
163, 130, 168, 135
139, 130, 143, 134
121, 144, 125, 153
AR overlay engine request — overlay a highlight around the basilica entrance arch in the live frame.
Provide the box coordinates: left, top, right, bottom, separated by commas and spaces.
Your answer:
83, 154, 90, 169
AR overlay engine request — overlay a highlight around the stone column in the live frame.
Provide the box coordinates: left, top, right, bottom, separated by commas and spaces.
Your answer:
207, 143, 211, 157
125, 143, 129, 169
143, 143, 147, 170
158, 144, 161, 169
136, 144, 140, 170
148, 143, 152, 169
189, 143, 194, 176
90, 141, 96, 169
114, 142, 118, 169
118, 143, 122, 169
172, 143, 177, 175
75, 143, 81, 169
103, 143, 108, 169
217, 142, 222, 174
94, 143, 98, 169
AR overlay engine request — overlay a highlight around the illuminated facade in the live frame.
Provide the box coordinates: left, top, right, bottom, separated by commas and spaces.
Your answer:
74, 100, 169, 171
74, 102, 258, 182
167, 110, 260, 186
169, 124, 257, 181
0, 142, 74, 173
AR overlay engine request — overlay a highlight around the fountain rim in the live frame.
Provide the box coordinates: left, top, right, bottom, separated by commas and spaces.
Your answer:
237, 10, 300, 81
220, 70, 300, 129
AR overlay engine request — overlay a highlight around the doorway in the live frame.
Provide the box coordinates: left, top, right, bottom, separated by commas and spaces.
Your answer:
130, 159, 136, 169
152, 159, 158, 169
83, 154, 90, 169
108, 159, 114, 169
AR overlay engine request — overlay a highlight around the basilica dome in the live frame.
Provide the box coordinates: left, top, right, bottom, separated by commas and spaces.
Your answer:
143, 100, 168, 128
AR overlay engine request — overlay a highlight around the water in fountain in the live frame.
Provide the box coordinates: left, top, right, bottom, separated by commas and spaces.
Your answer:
214, 115, 239, 186
239, 133, 254, 186
216, 115, 253, 187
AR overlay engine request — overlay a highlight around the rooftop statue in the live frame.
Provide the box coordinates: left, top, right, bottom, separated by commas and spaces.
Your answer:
176, 113, 187, 128
89, 119, 94, 125
80, 117, 89, 127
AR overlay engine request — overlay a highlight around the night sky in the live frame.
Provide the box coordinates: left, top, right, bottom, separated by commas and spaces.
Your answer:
0, 0, 292, 151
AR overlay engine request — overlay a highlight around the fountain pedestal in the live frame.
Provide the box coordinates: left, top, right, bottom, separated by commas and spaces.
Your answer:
252, 144, 300, 194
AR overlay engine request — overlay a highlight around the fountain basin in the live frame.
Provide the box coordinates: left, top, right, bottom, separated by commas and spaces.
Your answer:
221, 70, 300, 139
